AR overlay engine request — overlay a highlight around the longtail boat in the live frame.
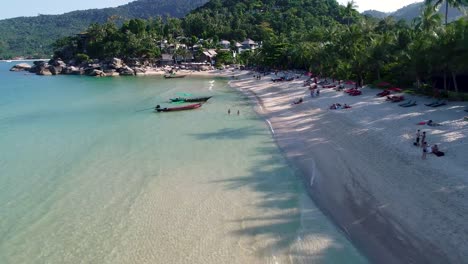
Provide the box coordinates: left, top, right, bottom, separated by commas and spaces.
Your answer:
164, 74, 187, 79
170, 96, 212, 103
155, 103, 202, 112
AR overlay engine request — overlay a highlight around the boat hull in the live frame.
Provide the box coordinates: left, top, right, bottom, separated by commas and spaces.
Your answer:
164, 75, 187, 79
170, 96, 212, 103
155, 103, 202, 112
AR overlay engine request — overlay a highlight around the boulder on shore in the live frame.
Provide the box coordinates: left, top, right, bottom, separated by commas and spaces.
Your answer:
48, 65, 63, 75
110, 58, 123, 69
118, 66, 135, 76
88, 69, 106, 77
10, 63, 32, 71
37, 68, 52, 76
63, 66, 84, 75
133, 67, 146, 76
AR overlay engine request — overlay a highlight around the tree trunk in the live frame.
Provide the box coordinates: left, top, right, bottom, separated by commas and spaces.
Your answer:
445, 0, 449, 26
443, 71, 447, 92
452, 71, 459, 94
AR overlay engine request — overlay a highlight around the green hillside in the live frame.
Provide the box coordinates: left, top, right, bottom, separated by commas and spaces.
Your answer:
0, 0, 208, 58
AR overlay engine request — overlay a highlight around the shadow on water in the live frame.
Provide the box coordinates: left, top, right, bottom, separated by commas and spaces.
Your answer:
190, 126, 264, 140
218, 150, 362, 261
195, 133, 363, 261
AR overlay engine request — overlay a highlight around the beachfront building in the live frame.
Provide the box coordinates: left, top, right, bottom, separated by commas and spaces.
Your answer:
218, 40, 231, 49
159, 54, 174, 66
195, 49, 217, 65
241, 39, 259, 51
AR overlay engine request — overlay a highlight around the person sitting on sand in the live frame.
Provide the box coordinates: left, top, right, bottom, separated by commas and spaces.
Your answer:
427, 120, 442, 126
431, 144, 445, 157
293, 97, 303, 105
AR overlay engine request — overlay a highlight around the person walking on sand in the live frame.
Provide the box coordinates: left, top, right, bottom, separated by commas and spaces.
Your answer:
421, 132, 426, 148
422, 141, 428, 160
415, 129, 421, 146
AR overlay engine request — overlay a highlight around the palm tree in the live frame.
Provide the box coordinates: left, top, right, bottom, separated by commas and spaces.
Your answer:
413, 3, 442, 33
425, 0, 466, 26
344, 1, 359, 26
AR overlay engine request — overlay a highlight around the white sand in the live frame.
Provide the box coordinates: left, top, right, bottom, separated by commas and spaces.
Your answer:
229, 72, 468, 263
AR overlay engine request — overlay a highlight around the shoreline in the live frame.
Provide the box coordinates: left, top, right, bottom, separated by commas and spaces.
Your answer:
229, 71, 468, 263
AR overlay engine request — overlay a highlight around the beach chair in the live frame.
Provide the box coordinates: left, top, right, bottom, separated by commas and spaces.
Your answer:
403, 101, 417, 107
399, 100, 413, 107
431, 101, 447, 107
349, 90, 362, 96
425, 100, 441, 106
377, 90, 391, 97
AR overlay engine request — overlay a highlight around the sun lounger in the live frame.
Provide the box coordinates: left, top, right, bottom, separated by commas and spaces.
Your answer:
399, 100, 413, 106
403, 102, 417, 107
425, 100, 440, 106
377, 90, 391, 97
431, 101, 447, 107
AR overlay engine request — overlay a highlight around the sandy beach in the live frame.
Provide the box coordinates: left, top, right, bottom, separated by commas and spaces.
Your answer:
229, 71, 468, 263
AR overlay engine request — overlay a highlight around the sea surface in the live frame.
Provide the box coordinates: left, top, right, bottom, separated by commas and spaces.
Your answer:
0, 62, 367, 263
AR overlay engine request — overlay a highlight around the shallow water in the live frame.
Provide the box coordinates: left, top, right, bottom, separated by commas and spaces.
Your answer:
0, 62, 367, 263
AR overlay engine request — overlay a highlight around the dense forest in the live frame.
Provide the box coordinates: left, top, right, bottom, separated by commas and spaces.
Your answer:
0, 0, 208, 58
53, 0, 468, 97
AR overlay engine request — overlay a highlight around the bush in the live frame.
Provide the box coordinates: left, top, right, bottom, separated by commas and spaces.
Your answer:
75, 53, 90, 64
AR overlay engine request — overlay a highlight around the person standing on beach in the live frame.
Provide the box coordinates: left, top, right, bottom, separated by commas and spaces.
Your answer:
421, 132, 426, 147
422, 141, 428, 159
228, 109, 231, 115
415, 129, 421, 146
237, 110, 240, 115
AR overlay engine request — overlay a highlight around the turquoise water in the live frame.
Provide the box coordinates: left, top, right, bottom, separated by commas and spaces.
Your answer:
0, 62, 367, 263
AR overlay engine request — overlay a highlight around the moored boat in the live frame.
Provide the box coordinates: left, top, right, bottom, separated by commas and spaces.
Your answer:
155, 103, 202, 112
164, 74, 187, 79
170, 96, 212, 103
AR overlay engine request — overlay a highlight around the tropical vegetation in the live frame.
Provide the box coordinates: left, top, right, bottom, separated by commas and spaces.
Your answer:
21, 0, 468, 96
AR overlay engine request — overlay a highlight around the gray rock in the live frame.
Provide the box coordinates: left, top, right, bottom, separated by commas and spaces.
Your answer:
88, 69, 106, 77
110, 58, 123, 69
10, 63, 32, 71
48, 65, 63, 75
118, 66, 135, 76
63, 66, 84, 75
106, 71, 120, 77
133, 67, 146, 74
37, 68, 52, 76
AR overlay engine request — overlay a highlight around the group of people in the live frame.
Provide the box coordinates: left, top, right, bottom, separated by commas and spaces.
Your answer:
227, 109, 240, 115
415, 129, 445, 159
329, 103, 351, 110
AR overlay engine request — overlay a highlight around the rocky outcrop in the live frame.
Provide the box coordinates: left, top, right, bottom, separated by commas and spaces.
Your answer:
37, 68, 52, 76
87, 69, 106, 77
118, 66, 135, 76
10, 63, 32, 71
133, 67, 146, 76
63, 66, 84, 75
48, 65, 63, 75
110, 58, 123, 69
13, 58, 159, 77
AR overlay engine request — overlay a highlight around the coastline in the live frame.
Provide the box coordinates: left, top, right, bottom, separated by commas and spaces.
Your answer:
229, 71, 468, 263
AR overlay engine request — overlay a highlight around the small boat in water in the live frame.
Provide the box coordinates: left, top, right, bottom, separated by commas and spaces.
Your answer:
155, 103, 202, 112
170, 96, 212, 103
164, 74, 187, 79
